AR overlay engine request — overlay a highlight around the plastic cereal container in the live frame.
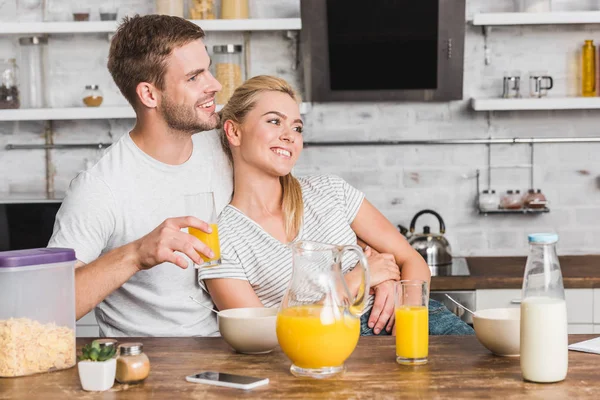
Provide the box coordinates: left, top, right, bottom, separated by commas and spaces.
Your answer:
0, 248, 76, 377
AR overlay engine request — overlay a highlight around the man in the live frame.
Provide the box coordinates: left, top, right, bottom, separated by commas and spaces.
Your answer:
48, 15, 232, 336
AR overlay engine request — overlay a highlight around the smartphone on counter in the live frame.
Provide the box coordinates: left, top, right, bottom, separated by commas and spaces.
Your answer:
185, 371, 269, 390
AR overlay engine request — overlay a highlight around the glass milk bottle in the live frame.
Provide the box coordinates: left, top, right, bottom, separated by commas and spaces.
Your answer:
520, 233, 568, 383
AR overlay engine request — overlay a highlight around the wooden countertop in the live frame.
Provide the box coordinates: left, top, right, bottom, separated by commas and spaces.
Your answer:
1, 336, 598, 399
431, 255, 600, 291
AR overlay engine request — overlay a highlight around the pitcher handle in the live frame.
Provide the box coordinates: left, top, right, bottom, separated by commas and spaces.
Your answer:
340, 245, 370, 318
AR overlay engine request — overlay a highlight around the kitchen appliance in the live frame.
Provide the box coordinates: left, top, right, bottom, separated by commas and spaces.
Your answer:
300, 0, 466, 102
402, 209, 452, 276
0, 202, 61, 251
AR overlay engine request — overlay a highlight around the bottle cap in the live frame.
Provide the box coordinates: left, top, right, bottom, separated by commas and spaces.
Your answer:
119, 343, 143, 356
528, 233, 558, 244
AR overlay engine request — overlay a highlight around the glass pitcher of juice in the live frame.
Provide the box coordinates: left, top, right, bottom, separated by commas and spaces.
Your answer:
276, 240, 370, 379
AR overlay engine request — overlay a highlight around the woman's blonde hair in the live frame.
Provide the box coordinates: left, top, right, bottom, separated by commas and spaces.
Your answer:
218, 75, 303, 240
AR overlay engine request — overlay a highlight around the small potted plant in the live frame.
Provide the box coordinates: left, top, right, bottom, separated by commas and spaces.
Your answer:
77, 341, 117, 391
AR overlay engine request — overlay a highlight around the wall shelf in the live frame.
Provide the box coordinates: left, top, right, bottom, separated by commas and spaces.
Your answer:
0, 18, 302, 35
472, 11, 600, 26
0, 103, 311, 121
478, 207, 550, 215
471, 97, 600, 111
0, 106, 135, 121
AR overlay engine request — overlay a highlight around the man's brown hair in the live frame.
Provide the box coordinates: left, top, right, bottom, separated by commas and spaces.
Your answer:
108, 15, 206, 107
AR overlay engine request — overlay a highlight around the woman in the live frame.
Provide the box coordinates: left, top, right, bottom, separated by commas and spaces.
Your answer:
198, 75, 473, 336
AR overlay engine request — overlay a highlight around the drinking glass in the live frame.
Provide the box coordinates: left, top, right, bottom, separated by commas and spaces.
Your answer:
502, 70, 521, 99
529, 71, 553, 98
184, 192, 221, 268
395, 280, 429, 365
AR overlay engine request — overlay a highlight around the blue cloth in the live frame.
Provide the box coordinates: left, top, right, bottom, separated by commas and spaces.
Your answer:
360, 299, 475, 336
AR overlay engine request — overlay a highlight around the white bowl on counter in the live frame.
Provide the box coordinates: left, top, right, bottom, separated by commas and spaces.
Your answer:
218, 307, 279, 355
473, 307, 520, 357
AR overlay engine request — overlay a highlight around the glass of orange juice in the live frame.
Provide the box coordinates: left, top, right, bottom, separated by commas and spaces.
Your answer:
395, 280, 429, 365
184, 192, 221, 268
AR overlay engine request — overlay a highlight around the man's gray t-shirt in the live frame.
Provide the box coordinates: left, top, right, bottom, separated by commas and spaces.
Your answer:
48, 131, 233, 337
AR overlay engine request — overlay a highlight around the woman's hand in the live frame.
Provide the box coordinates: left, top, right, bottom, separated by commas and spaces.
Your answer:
365, 246, 401, 287
368, 280, 396, 335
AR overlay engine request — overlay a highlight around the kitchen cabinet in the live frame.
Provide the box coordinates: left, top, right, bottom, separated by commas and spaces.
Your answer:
476, 289, 595, 333
476, 289, 521, 310
569, 324, 595, 334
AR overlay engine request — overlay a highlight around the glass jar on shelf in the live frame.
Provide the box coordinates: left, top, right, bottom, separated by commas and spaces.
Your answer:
17, 0, 45, 22
82, 85, 103, 107
189, 0, 216, 19
99, 6, 119, 21
221, 0, 249, 19
514, 0, 552, 12
213, 44, 243, 105
19, 36, 48, 109
155, 0, 184, 17
72, 7, 90, 21
478, 189, 499, 212
523, 189, 547, 209
0, 59, 20, 109
500, 190, 523, 210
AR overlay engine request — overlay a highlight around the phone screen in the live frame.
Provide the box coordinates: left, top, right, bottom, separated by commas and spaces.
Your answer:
191, 372, 264, 385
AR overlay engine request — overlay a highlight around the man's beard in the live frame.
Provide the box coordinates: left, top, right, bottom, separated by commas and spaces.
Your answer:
159, 94, 220, 135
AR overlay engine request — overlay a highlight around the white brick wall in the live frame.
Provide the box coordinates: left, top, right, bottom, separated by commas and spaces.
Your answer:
1, 0, 599, 256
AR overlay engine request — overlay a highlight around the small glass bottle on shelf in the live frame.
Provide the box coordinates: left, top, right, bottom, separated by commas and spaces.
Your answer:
582, 40, 596, 97
82, 85, 103, 107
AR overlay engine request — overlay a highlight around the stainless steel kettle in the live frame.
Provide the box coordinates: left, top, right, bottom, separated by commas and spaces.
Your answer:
401, 210, 453, 276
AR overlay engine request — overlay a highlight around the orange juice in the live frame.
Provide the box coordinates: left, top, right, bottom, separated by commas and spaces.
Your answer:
189, 224, 220, 263
276, 306, 360, 369
396, 306, 428, 360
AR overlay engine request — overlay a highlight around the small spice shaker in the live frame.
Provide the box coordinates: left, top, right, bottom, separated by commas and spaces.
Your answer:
116, 343, 150, 384
478, 189, 499, 211
501, 190, 523, 210
524, 189, 547, 209
82, 85, 103, 107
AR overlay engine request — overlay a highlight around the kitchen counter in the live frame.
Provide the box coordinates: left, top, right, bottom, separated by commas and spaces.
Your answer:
431, 255, 600, 291
0, 336, 598, 399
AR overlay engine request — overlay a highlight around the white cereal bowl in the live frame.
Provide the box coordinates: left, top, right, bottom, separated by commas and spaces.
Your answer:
217, 307, 279, 354
473, 307, 520, 357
